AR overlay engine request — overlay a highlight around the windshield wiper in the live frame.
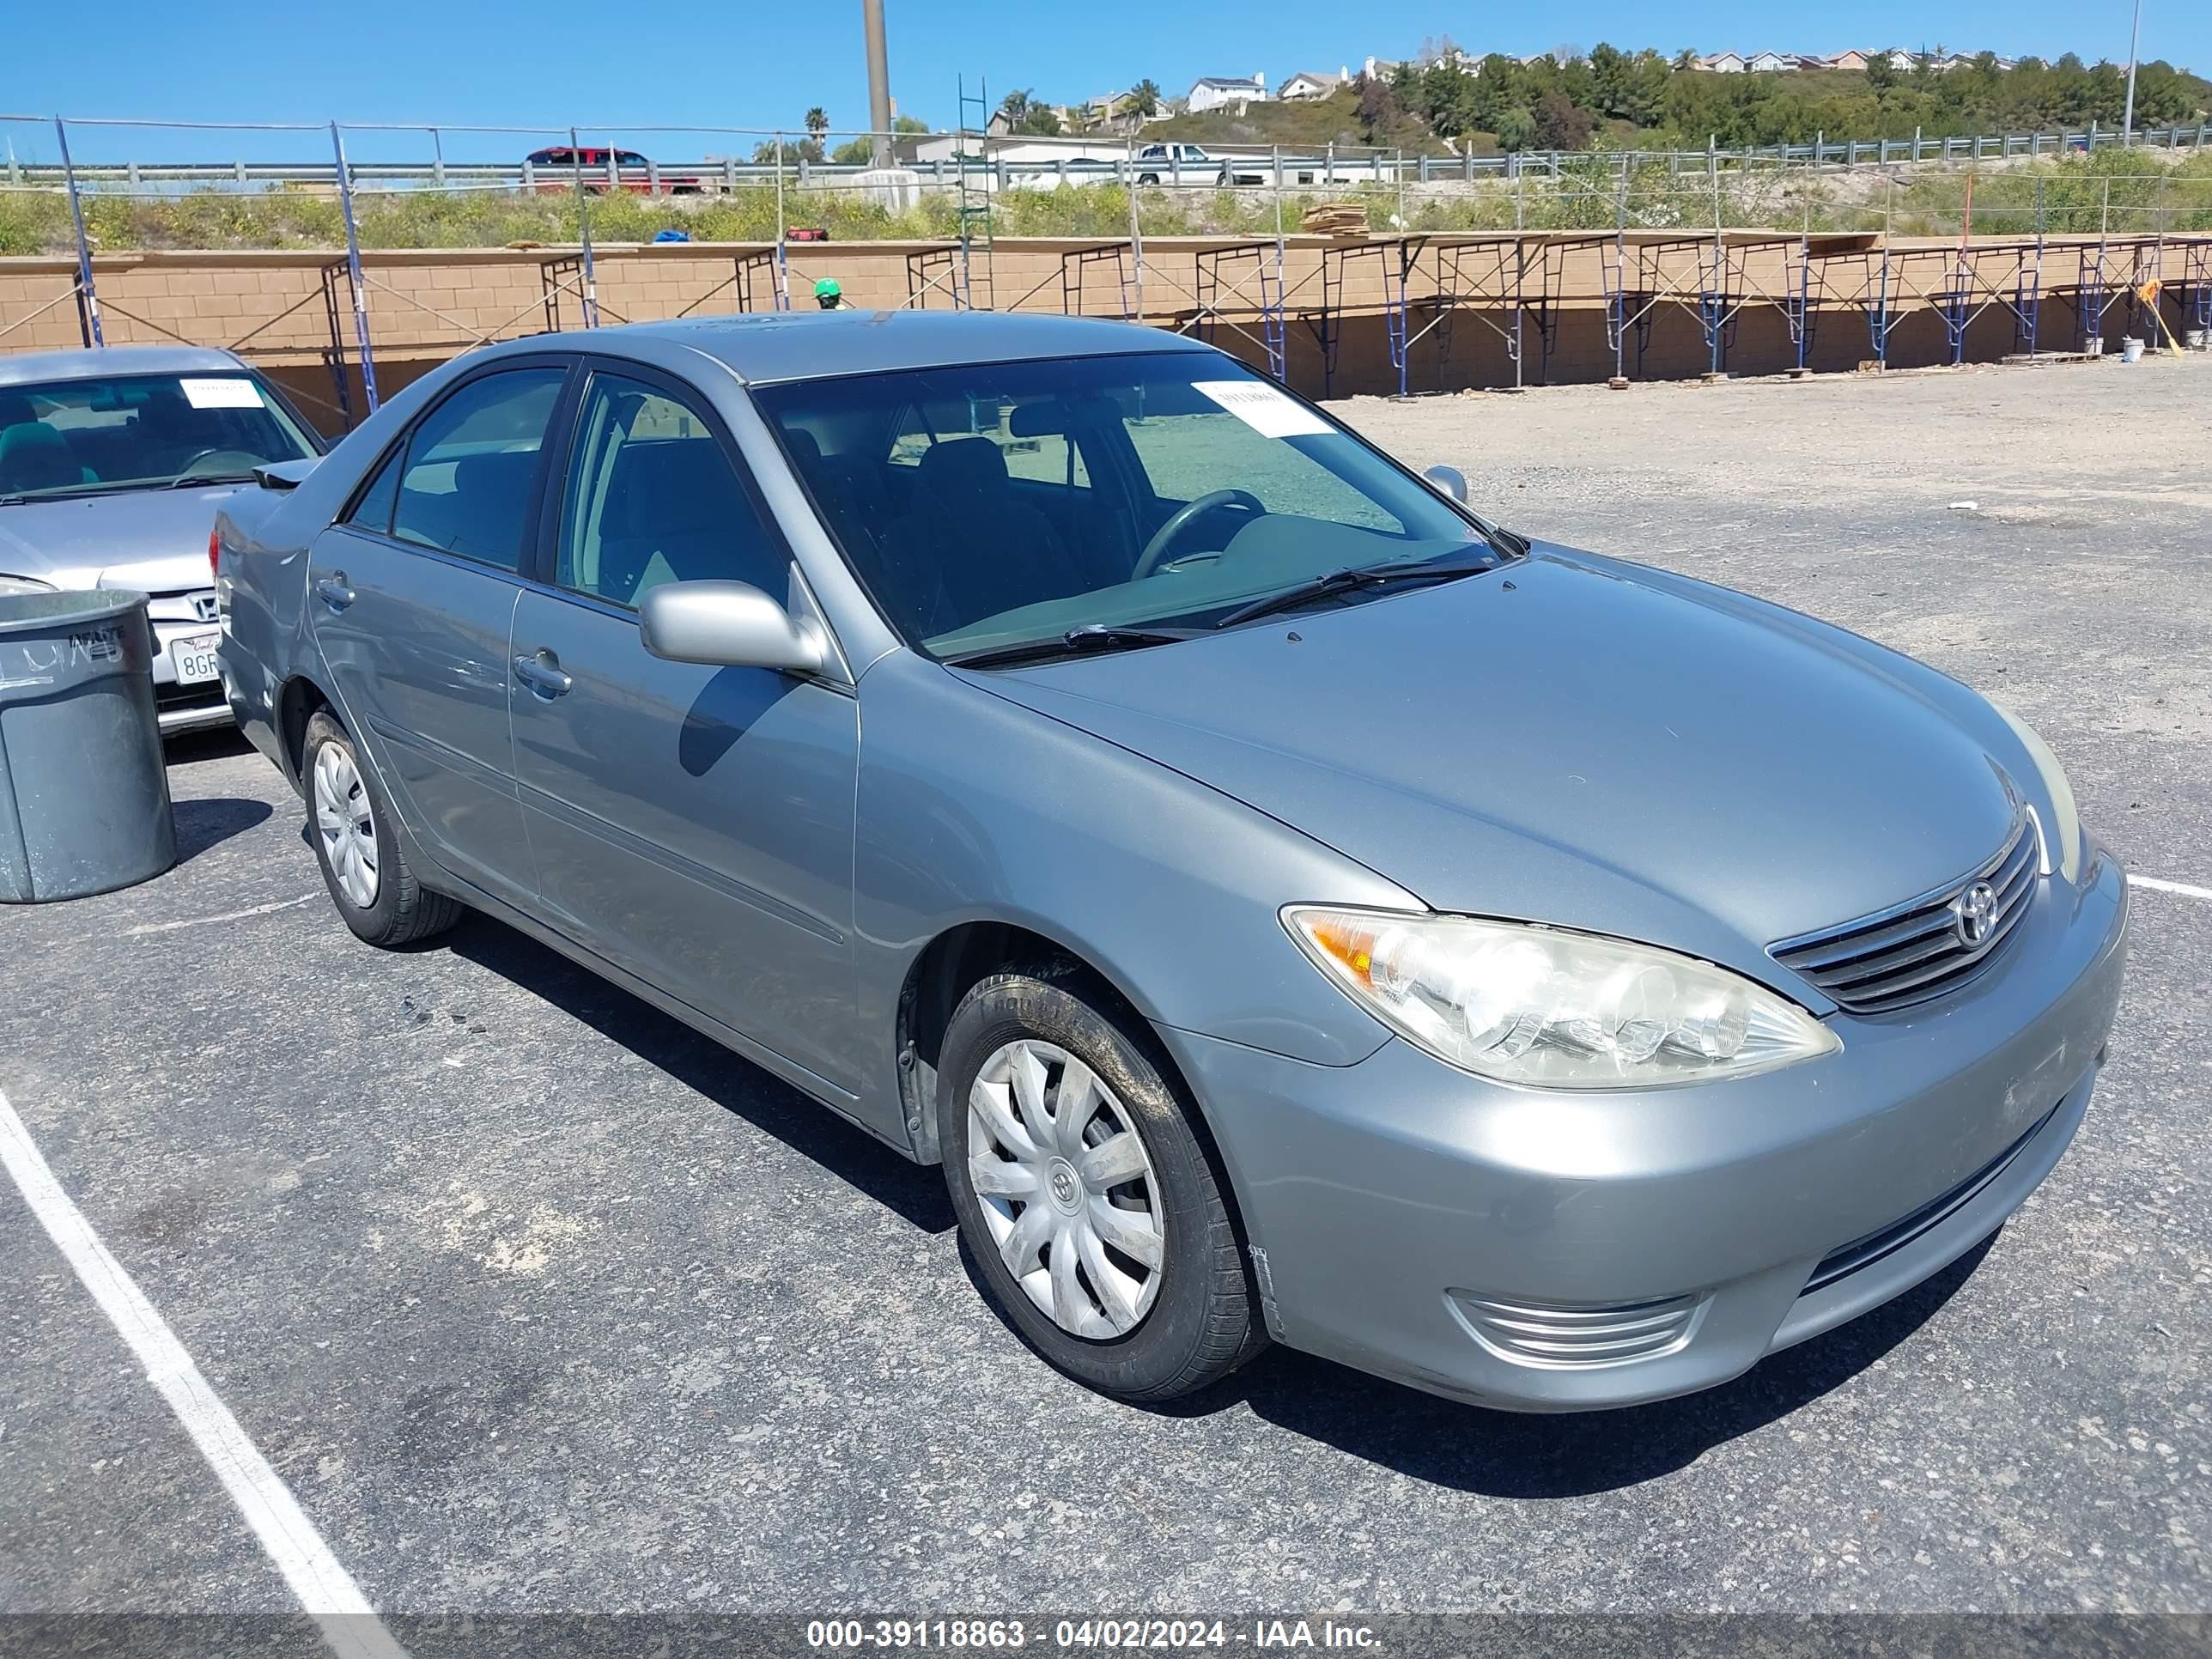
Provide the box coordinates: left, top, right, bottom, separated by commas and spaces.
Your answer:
1214, 551, 1500, 629
0, 482, 143, 507
945, 623, 1201, 670
167, 472, 258, 489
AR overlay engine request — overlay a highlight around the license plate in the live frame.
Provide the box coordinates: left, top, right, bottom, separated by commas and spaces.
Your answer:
172, 632, 222, 684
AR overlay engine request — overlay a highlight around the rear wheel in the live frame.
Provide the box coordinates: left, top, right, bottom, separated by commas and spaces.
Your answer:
939, 969, 1265, 1401
302, 710, 462, 947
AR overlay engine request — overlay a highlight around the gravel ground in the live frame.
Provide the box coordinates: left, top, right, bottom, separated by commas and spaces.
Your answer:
1, 357, 2207, 1629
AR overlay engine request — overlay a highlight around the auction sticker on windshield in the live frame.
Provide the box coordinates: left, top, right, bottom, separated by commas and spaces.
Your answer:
1191, 380, 1330, 439
179, 378, 264, 410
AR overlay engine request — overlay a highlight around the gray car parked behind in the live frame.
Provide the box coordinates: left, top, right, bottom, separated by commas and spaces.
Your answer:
216, 313, 2126, 1409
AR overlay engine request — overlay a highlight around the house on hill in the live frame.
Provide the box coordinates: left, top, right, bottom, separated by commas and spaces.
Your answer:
1698, 52, 1747, 73
1746, 50, 1798, 72
1186, 74, 1268, 112
1279, 70, 1346, 101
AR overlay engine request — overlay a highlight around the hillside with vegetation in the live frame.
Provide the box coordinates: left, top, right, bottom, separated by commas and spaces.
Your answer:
1152, 47, 2211, 156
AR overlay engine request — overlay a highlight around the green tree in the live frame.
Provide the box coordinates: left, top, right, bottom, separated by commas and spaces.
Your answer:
1864, 54, 1897, 94
1589, 43, 1632, 118
1493, 105, 1536, 151
1127, 79, 1162, 117
805, 107, 829, 143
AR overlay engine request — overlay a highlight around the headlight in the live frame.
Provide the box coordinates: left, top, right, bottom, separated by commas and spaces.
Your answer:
0, 574, 56, 596
1284, 906, 1839, 1090
1992, 702, 2081, 881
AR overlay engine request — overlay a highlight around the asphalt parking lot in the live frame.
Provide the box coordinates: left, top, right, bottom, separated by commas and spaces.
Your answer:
2, 359, 2207, 1626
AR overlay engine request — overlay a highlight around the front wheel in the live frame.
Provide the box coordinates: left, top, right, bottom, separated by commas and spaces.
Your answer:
302, 710, 463, 948
939, 969, 1265, 1401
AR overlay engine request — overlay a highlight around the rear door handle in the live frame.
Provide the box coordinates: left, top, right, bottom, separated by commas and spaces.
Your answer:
513, 650, 574, 698
314, 574, 356, 611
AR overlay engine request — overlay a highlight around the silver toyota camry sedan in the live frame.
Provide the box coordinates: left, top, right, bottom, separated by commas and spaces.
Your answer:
216, 313, 2127, 1409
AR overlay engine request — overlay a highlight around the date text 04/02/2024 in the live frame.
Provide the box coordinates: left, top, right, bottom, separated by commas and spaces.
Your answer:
803, 1621, 1382, 1650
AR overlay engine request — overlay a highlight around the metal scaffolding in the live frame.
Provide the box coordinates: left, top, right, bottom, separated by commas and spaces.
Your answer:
1059, 244, 1135, 320
1192, 242, 1287, 380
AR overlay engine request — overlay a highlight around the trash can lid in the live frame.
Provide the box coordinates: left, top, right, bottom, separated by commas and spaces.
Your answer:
0, 589, 148, 636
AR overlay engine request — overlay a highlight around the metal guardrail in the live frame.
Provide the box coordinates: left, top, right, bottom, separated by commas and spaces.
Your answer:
4, 124, 2209, 196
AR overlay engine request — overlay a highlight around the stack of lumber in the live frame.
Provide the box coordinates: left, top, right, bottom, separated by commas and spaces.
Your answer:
1300, 202, 1370, 238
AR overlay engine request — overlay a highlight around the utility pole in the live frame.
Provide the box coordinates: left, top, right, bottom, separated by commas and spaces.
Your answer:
863, 0, 894, 167
2122, 0, 2142, 143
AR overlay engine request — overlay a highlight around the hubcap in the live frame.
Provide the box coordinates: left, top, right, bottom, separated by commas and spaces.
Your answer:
967, 1039, 1165, 1339
312, 742, 380, 909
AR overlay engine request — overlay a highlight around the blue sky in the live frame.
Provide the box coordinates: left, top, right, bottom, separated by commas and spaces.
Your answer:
3, 0, 2200, 164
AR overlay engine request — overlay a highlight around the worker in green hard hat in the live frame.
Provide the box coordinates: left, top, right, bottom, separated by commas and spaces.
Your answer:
814, 277, 846, 310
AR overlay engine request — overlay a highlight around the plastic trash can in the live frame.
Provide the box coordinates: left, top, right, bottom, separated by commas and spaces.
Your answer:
0, 591, 177, 902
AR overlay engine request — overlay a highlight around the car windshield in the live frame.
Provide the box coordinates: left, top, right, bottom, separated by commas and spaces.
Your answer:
0, 372, 320, 501
754, 351, 1499, 659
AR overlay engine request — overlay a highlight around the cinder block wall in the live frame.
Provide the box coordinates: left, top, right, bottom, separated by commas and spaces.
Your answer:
2, 234, 2193, 435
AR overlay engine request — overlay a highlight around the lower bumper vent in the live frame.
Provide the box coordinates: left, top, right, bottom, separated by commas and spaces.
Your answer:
1449, 1290, 1701, 1368
1802, 1102, 2060, 1296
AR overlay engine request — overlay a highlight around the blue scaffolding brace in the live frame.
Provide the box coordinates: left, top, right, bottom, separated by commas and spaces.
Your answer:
2071, 236, 2131, 351
1192, 242, 1288, 380
2185, 238, 2212, 337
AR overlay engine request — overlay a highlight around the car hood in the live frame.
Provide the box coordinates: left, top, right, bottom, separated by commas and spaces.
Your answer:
0, 484, 241, 592
963, 548, 2022, 989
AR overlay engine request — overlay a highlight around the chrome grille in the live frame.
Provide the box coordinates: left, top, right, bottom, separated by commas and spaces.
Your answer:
1770, 813, 2039, 1015
1449, 1290, 1701, 1368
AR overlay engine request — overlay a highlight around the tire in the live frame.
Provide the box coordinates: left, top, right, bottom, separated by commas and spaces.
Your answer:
1137, 173, 1159, 186
301, 710, 463, 948
938, 968, 1265, 1401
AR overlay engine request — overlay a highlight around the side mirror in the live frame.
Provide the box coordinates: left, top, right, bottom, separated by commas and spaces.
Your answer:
1422, 464, 1468, 505
254, 458, 320, 492
638, 580, 828, 675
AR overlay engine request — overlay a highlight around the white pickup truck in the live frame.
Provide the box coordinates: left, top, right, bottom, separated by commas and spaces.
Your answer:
1132, 143, 1323, 187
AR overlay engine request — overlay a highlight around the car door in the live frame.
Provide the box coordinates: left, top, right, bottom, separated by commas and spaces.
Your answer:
307, 362, 570, 904
507, 364, 862, 1096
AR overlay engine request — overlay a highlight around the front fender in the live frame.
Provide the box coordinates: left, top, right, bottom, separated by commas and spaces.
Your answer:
851, 651, 1415, 1133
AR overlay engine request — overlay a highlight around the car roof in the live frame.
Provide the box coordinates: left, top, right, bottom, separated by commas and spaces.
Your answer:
496, 310, 1215, 386
0, 344, 251, 387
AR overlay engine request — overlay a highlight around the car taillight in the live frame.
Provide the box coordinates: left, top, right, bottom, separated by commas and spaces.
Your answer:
209, 526, 221, 581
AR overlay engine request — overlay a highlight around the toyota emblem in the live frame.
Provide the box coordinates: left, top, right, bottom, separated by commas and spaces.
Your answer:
1951, 880, 1999, 948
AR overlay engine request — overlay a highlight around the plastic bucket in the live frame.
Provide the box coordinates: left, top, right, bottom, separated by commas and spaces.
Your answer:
2120, 337, 2146, 364
0, 591, 177, 902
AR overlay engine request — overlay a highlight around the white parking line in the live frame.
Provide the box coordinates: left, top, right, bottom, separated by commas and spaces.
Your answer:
0, 1085, 409, 1659
2131, 874, 2212, 902
125, 895, 316, 938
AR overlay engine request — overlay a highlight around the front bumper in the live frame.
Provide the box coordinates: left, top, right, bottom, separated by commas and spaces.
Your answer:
1159, 850, 2130, 1411
149, 606, 232, 736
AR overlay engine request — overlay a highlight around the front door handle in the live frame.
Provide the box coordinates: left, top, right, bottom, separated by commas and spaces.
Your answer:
513, 650, 574, 698
314, 574, 356, 611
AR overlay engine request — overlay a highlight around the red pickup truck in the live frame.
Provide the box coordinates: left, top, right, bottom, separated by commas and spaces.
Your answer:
525, 147, 707, 195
